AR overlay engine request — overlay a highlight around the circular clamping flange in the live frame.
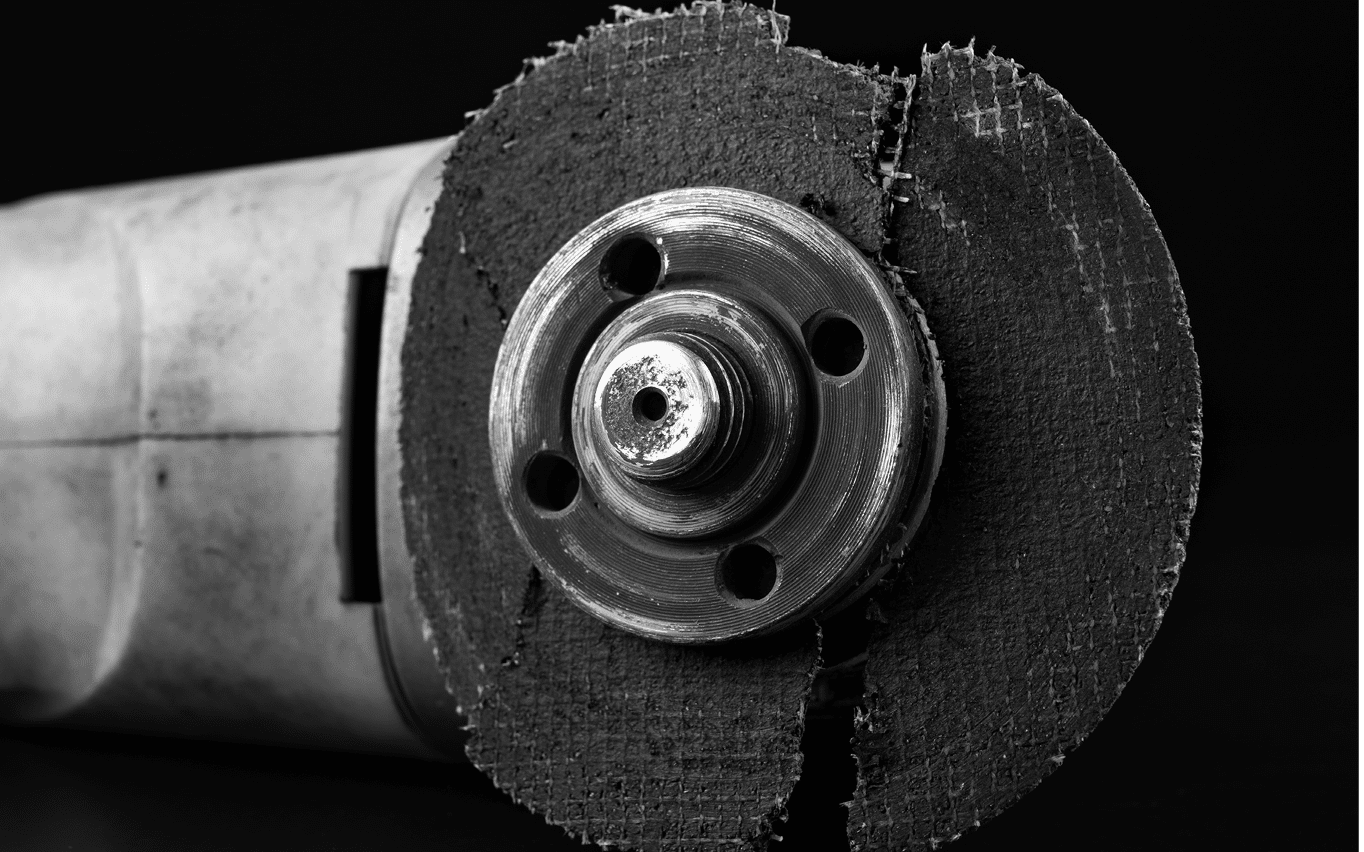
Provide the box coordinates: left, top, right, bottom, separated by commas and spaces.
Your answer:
488, 187, 946, 643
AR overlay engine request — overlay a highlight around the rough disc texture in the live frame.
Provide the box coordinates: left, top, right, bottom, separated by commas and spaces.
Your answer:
400, 4, 889, 848
848, 47, 1201, 848
402, 3, 1201, 848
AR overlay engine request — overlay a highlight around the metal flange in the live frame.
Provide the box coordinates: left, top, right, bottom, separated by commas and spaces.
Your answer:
489, 187, 945, 643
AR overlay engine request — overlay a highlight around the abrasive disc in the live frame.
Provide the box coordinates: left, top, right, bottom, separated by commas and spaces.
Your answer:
398, 4, 1200, 850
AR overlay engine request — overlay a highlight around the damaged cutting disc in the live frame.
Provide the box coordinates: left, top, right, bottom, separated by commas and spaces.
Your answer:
395, 3, 1200, 850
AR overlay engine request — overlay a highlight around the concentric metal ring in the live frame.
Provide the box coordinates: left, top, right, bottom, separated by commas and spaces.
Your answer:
590, 336, 727, 482
573, 290, 804, 538
488, 187, 944, 643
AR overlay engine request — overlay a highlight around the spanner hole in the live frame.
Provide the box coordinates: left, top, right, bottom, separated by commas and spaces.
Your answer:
525, 452, 580, 513
720, 542, 778, 603
601, 235, 663, 296
809, 315, 866, 377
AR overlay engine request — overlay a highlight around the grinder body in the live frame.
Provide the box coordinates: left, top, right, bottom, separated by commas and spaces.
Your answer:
0, 6, 1202, 850
0, 138, 458, 758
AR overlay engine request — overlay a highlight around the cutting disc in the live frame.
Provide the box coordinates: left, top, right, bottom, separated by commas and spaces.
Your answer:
397, 3, 1200, 850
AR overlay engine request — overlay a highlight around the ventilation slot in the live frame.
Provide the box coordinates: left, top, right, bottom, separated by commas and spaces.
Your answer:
339, 267, 388, 603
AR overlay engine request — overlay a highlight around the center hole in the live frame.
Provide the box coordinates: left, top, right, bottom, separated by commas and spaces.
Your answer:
633, 387, 669, 423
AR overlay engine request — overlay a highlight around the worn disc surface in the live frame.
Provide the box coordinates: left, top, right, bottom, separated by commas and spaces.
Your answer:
401, 5, 878, 850
846, 45, 1202, 849
399, 3, 1200, 851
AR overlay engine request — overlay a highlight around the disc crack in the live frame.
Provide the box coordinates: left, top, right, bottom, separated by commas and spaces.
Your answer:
768, 604, 870, 851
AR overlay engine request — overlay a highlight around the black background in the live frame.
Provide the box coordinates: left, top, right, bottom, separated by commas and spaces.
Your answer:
0, 3, 1355, 850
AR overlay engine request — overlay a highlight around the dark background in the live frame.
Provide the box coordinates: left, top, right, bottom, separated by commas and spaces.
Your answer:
0, 3, 1355, 850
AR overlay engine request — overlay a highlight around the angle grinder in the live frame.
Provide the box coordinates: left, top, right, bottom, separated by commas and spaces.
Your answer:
0, 4, 1201, 850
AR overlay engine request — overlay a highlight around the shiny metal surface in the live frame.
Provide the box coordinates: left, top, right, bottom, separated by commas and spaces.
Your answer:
591, 337, 729, 482
488, 187, 946, 643
572, 289, 804, 539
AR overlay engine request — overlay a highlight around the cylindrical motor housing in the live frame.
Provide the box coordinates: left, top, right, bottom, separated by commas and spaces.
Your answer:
0, 137, 458, 758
